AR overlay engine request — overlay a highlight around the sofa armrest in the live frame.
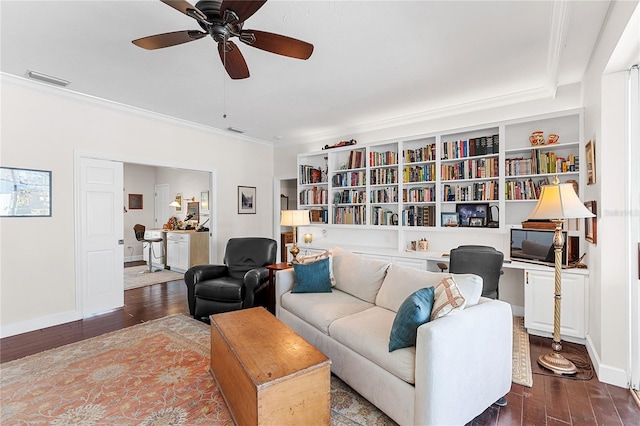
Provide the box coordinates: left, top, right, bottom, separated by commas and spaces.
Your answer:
414, 298, 513, 426
274, 268, 296, 318
184, 264, 228, 316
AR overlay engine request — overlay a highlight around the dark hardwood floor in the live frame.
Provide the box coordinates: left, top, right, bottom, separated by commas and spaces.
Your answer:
1, 262, 638, 425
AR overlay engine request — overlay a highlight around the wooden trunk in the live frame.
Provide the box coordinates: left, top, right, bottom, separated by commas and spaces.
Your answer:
210, 307, 331, 426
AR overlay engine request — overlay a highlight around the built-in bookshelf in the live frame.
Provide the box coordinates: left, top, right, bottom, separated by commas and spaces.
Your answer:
297, 109, 584, 241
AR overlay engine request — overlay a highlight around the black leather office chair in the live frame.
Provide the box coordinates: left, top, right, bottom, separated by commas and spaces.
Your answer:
448, 245, 504, 299
133, 224, 164, 273
184, 237, 277, 321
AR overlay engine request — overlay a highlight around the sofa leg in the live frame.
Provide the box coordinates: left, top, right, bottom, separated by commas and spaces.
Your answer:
494, 396, 507, 407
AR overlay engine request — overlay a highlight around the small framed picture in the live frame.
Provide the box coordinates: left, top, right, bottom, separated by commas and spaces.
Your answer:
456, 203, 489, 227
201, 191, 209, 211
128, 193, 143, 210
238, 186, 256, 214
586, 140, 596, 185
469, 217, 484, 227
441, 212, 459, 227
584, 200, 597, 244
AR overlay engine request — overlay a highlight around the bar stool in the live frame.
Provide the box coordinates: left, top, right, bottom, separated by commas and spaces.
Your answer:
133, 224, 163, 273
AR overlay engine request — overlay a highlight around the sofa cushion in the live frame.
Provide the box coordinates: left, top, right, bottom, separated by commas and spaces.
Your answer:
430, 275, 467, 321
329, 306, 417, 384
281, 289, 373, 335
389, 287, 435, 352
332, 251, 389, 303
376, 264, 483, 312
291, 257, 332, 293
295, 250, 335, 286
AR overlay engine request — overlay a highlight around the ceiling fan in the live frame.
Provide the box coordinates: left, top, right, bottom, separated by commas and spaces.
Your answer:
132, 0, 314, 79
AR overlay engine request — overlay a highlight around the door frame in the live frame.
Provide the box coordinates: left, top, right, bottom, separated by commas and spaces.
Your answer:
75, 150, 217, 316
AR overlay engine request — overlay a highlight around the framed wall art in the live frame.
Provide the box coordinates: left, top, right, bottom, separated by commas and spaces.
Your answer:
128, 193, 143, 210
584, 200, 597, 244
238, 186, 256, 214
0, 166, 52, 217
585, 140, 596, 185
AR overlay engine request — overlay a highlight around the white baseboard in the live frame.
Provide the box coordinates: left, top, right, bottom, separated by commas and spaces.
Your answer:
124, 255, 144, 262
510, 305, 524, 317
1, 309, 81, 338
586, 334, 629, 388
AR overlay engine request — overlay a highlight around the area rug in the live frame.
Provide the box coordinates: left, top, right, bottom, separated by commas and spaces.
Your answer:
512, 316, 534, 387
124, 265, 184, 290
0, 314, 394, 425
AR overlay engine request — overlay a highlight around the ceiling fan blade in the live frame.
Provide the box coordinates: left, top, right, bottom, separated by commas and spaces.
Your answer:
218, 41, 250, 79
132, 30, 207, 50
160, 0, 207, 22
240, 30, 313, 60
220, 0, 266, 23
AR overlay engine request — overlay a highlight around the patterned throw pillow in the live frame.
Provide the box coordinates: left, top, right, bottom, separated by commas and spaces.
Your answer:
389, 287, 435, 352
294, 250, 335, 286
430, 275, 467, 321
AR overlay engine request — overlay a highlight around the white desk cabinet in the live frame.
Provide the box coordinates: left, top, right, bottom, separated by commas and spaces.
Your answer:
524, 269, 587, 340
166, 231, 209, 273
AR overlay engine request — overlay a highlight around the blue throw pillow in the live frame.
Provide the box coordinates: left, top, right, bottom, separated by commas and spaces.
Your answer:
291, 257, 332, 293
389, 287, 435, 352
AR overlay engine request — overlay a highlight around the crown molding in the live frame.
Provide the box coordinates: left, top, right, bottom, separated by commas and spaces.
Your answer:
0, 72, 273, 148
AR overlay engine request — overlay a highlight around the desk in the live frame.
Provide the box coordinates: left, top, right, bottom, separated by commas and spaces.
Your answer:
266, 262, 292, 313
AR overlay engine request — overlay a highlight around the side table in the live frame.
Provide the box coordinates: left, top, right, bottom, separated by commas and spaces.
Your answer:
266, 262, 292, 314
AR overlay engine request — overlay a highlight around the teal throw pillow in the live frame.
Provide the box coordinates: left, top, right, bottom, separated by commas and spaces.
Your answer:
389, 287, 435, 352
291, 257, 332, 293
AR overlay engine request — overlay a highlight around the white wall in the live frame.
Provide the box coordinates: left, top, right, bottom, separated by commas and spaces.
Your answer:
123, 164, 156, 260
0, 77, 274, 334
581, 0, 639, 387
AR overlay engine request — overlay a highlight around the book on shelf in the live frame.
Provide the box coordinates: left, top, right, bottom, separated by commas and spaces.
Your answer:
371, 206, 396, 225
403, 163, 436, 183
403, 186, 435, 203
403, 144, 436, 163
369, 150, 398, 167
299, 165, 325, 184
442, 181, 499, 202
441, 134, 499, 159
333, 205, 366, 225
402, 205, 435, 227
309, 209, 328, 223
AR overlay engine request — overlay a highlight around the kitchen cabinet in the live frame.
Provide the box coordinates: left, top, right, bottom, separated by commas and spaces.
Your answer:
166, 231, 209, 273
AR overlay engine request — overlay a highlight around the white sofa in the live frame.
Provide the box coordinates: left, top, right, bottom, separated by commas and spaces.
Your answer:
275, 248, 513, 426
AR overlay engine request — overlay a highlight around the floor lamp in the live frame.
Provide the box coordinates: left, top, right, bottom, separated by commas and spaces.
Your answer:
527, 176, 594, 375
280, 210, 310, 263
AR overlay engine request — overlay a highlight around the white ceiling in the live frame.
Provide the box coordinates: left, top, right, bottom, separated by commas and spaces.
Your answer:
0, 0, 611, 146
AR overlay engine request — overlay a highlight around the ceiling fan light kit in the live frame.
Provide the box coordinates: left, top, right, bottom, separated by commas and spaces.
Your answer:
132, 0, 314, 80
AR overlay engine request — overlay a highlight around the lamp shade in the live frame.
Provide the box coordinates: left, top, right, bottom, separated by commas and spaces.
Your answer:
280, 210, 310, 226
527, 182, 595, 220
169, 201, 181, 208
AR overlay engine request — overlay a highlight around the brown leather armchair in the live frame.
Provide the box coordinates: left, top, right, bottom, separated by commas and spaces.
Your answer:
184, 237, 277, 320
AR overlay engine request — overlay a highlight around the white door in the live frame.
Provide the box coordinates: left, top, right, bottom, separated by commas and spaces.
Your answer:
155, 184, 169, 229
78, 157, 124, 316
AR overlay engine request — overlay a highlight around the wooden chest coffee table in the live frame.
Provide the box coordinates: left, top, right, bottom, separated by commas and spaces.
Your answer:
210, 307, 331, 425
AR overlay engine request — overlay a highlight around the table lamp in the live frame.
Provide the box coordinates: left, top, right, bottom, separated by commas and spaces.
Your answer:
280, 210, 310, 263
527, 176, 594, 375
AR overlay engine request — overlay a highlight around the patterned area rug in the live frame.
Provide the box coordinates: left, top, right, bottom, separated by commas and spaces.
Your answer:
124, 265, 184, 290
0, 315, 393, 425
512, 316, 534, 387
